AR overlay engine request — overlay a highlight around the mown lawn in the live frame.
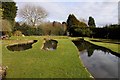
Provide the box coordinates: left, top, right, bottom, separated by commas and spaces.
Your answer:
1, 36, 92, 78
84, 37, 120, 54
0, 40, 2, 64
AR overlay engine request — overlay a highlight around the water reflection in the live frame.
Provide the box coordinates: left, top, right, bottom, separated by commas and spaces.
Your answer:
72, 39, 120, 78
73, 40, 120, 57
42, 39, 58, 50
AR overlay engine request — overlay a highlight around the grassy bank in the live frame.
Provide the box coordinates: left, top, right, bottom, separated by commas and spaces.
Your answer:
2, 36, 91, 78
84, 38, 120, 54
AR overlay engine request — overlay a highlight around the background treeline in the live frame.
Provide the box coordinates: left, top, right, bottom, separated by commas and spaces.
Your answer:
66, 14, 120, 39
91, 24, 120, 39
1, 1, 120, 40
13, 21, 67, 36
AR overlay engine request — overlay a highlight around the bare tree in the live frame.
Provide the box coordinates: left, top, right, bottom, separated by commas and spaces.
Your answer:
18, 5, 48, 27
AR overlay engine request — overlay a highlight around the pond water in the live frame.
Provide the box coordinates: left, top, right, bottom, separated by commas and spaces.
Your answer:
72, 39, 120, 78
42, 39, 58, 50
7, 40, 37, 51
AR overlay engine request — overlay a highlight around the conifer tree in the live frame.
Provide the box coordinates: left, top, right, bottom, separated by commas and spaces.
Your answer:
88, 16, 96, 28
2, 0, 17, 26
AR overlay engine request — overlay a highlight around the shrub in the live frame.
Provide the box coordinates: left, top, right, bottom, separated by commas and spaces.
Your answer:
0, 19, 12, 36
13, 30, 23, 36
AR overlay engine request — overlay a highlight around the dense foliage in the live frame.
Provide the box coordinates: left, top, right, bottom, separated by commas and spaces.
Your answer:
40, 21, 65, 35
66, 14, 92, 37
0, 3, 2, 18
2, 0, 17, 26
88, 16, 96, 28
90, 24, 120, 39
1, 19, 12, 36
0, 0, 17, 36
13, 23, 42, 36
13, 30, 23, 36
13, 21, 66, 36
69, 26, 92, 37
67, 14, 87, 29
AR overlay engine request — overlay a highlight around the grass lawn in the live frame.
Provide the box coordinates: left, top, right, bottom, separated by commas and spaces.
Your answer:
84, 37, 120, 54
1, 36, 92, 78
0, 40, 2, 64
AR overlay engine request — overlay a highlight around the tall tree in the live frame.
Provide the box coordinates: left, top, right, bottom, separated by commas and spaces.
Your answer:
18, 5, 48, 27
67, 14, 80, 29
0, 2, 2, 18
88, 16, 96, 28
66, 14, 88, 36
67, 14, 87, 29
2, 0, 17, 26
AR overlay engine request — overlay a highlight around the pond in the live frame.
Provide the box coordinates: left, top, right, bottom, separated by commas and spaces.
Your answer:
41, 39, 58, 50
72, 39, 120, 78
7, 40, 37, 51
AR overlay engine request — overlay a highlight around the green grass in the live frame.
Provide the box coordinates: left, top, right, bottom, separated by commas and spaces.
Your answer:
84, 37, 120, 54
0, 40, 2, 64
2, 36, 92, 78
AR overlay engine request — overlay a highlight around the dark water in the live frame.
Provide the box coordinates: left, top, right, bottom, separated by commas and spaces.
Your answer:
72, 39, 120, 78
7, 40, 37, 51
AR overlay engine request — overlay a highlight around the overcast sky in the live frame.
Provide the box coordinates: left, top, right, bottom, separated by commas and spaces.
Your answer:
14, 0, 119, 27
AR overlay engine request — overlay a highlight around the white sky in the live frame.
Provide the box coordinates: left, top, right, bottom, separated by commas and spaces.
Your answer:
14, 0, 119, 27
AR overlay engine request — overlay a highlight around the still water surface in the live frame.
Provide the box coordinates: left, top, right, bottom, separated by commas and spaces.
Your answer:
73, 40, 119, 78
7, 40, 37, 51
